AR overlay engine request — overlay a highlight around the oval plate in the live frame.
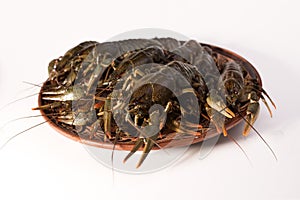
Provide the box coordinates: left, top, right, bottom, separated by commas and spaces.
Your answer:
38, 42, 262, 151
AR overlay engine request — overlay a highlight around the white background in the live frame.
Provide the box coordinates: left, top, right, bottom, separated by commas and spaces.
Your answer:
0, 0, 299, 199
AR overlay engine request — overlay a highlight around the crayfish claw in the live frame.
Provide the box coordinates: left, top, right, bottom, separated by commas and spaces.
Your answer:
206, 95, 235, 118
260, 95, 273, 118
243, 98, 260, 136
32, 101, 62, 110
262, 88, 276, 109
123, 133, 159, 168
136, 134, 159, 168
124, 108, 163, 168
123, 138, 144, 164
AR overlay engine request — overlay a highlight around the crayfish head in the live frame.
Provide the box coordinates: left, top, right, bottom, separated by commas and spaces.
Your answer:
224, 80, 242, 105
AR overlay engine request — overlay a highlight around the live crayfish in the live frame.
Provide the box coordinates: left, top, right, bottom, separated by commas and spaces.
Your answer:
34, 37, 276, 168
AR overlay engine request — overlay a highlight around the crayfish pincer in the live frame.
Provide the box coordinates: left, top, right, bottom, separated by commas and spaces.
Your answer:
34, 37, 276, 168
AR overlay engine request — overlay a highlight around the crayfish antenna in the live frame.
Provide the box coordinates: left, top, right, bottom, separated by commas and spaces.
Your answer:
0, 120, 49, 150
0, 93, 40, 111
227, 134, 252, 165
237, 111, 278, 161
0, 114, 47, 130
110, 131, 120, 182
22, 81, 43, 88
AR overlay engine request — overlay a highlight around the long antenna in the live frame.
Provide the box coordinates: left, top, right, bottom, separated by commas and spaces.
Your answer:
0, 113, 60, 130
0, 93, 39, 111
227, 134, 252, 166
237, 111, 277, 161
22, 81, 43, 88
0, 120, 49, 150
